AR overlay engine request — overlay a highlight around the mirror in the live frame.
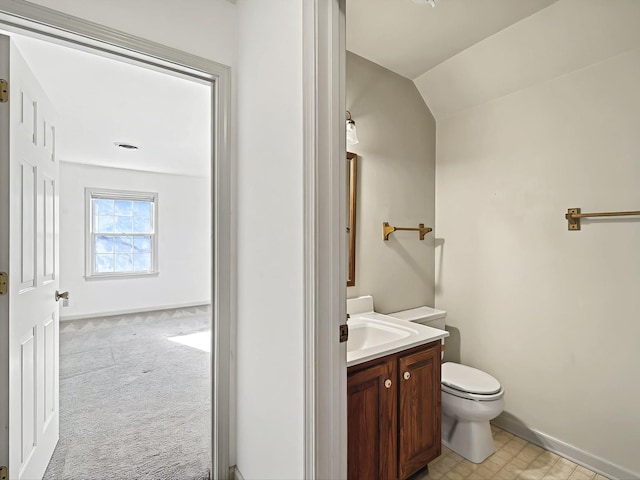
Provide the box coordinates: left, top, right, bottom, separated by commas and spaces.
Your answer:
347, 152, 357, 286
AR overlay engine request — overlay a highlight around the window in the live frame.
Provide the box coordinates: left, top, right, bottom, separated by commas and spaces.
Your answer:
86, 189, 158, 278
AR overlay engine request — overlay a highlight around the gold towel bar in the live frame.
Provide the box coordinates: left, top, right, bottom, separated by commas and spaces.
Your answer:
566, 208, 640, 230
383, 222, 432, 241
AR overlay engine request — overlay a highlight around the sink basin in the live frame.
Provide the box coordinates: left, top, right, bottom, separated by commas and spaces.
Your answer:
347, 317, 412, 353
346, 311, 449, 367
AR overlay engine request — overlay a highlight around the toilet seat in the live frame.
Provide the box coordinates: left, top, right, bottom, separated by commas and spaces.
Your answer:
441, 383, 504, 401
441, 362, 504, 401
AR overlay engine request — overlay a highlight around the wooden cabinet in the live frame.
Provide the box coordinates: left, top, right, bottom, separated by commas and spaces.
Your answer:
348, 341, 441, 480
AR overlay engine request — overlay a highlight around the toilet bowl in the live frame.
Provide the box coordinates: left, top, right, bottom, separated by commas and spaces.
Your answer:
388, 306, 505, 464
440, 362, 504, 463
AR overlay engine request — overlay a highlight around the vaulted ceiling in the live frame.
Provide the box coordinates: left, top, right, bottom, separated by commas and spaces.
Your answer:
347, 0, 640, 121
346, 0, 559, 80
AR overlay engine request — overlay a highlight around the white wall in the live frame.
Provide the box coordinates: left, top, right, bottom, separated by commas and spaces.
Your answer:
59, 162, 211, 318
436, 38, 640, 480
346, 51, 436, 313
234, 1, 304, 478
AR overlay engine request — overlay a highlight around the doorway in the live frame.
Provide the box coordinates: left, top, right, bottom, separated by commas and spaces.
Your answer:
0, 3, 232, 479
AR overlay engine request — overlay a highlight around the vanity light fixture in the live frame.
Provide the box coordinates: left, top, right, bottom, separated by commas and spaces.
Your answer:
346, 111, 359, 145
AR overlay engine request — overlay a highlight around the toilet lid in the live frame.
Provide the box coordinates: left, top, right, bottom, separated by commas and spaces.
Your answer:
441, 362, 501, 395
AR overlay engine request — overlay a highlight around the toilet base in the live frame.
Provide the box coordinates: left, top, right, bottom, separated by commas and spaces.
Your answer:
441, 413, 496, 464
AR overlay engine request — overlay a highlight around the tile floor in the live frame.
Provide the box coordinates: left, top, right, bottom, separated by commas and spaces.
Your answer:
414, 425, 608, 480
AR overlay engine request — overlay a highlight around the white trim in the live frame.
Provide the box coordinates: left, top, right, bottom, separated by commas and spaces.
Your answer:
59, 301, 210, 322
302, 1, 316, 477
303, 0, 347, 478
0, 33, 10, 472
0, 2, 233, 479
493, 414, 639, 480
83, 271, 159, 281
231, 465, 245, 480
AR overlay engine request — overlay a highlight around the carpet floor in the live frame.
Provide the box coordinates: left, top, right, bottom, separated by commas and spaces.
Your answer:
44, 305, 211, 480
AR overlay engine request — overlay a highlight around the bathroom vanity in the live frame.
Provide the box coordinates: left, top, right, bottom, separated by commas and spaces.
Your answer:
347, 340, 442, 480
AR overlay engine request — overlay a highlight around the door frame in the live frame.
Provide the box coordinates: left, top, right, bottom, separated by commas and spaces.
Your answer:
0, 2, 233, 478
302, 0, 347, 478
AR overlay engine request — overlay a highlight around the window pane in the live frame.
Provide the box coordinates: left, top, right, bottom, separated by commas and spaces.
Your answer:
133, 216, 152, 233
115, 216, 133, 233
115, 253, 133, 272
133, 201, 152, 218
114, 236, 133, 253
95, 236, 114, 253
133, 236, 151, 253
133, 253, 151, 271
89, 191, 156, 276
95, 254, 114, 272
114, 200, 133, 215
96, 215, 115, 233
93, 199, 114, 215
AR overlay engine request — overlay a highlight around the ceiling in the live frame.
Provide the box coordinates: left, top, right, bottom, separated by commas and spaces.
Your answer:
346, 0, 559, 80
7, 32, 211, 177
6, 0, 566, 175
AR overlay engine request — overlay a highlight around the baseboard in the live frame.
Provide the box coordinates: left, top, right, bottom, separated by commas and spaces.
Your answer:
230, 465, 245, 480
492, 413, 638, 480
59, 301, 211, 322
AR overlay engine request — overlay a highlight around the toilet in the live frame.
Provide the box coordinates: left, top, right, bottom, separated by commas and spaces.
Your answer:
388, 306, 505, 464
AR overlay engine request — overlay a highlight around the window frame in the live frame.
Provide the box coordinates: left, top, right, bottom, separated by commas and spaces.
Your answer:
85, 187, 159, 279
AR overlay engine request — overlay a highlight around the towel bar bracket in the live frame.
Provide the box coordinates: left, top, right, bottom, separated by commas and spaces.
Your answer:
566, 208, 581, 231
565, 207, 640, 230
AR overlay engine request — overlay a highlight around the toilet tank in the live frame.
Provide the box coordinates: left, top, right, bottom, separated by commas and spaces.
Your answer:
388, 306, 447, 330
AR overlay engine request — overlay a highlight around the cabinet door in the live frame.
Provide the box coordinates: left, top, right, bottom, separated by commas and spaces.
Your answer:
348, 360, 397, 480
398, 343, 441, 479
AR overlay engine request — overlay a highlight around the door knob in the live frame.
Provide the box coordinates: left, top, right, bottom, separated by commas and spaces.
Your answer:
55, 290, 69, 302
403, 371, 411, 380
384, 379, 392, 389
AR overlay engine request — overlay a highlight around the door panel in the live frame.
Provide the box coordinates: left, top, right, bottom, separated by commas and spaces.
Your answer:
347, 361, 397, 480
43, 176, 55, 282
43, 315, 55, 425
398, 343, 441, 479
19, 160, 36, 290
1, 34, 60, 480
20, 329, 36, 467
43, 121, 55, 162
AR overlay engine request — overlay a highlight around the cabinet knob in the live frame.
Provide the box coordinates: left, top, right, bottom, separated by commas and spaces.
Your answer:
384, 379, 392, 389
403, 371, 411, 380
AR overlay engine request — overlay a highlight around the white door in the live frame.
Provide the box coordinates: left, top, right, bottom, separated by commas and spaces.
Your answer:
0, 34, 60, 480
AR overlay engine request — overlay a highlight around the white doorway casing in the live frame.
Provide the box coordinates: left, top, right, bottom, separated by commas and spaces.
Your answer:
0, 1, 233, 478
302, 0, 348, 478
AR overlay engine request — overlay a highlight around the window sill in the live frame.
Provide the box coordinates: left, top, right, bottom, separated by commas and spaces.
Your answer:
85, 271, 159, 281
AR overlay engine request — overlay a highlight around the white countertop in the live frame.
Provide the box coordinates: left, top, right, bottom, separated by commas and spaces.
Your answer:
346, 312, 449, 367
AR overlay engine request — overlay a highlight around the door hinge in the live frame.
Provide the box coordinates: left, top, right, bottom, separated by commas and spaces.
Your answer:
0, 79, 8, 103
0, 272, 7, 295
339, 323, 349, 343
0, 465, 7, 480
